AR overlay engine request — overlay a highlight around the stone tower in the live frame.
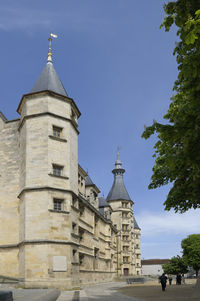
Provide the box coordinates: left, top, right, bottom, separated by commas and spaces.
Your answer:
106, 154, 141, 276
17, 38, 81, 287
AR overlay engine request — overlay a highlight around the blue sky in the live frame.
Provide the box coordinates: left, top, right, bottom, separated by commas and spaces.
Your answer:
0, 0, 199, 259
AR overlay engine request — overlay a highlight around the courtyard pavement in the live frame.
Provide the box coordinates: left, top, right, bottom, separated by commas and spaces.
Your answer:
57, 281, 139, 301
1, 279, 199, 301
0, 288, 60, 301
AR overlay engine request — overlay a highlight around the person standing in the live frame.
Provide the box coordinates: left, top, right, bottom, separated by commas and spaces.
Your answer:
176, 274, 182, 285
168, 275, 172, 285
160, 273, 168, 291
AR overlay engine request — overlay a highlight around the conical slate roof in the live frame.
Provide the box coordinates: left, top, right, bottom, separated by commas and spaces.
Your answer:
107, 157, 131, 201
31, 61, 68, 97
134, 218, 140, 230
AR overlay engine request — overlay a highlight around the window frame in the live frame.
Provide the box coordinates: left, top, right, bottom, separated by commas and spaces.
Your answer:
53, 198, 64, 211
52, 164, 63, 177
52, 125, 63, 138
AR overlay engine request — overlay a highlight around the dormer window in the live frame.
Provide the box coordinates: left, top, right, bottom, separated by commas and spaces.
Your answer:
53, 126, 62, 138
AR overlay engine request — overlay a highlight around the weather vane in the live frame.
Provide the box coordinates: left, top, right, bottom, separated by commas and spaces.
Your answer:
47, 33, 58, 63
117, 146, 122, 160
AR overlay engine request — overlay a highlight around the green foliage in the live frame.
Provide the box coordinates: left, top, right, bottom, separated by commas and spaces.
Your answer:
142, 0, 200, 212
182, 234, 200, 276
163, 255, 188, 275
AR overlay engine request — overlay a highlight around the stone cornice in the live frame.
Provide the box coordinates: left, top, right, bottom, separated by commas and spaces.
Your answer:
18, 186, 74, 198
0, 239, 80, 249
17, 90, 81, 118
18, 112, 79, 134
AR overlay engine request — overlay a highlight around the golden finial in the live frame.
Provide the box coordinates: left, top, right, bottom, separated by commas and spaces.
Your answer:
47, 33, 58, 63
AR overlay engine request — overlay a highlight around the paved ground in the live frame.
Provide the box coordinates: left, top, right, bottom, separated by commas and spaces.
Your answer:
1, 279, 199, 301
118, 279, 200, 301
0, 288, 60, 301
82, 281, 140, 301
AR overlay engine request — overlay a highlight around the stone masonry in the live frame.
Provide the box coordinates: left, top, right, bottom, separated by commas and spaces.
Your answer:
0, 43, 141, 289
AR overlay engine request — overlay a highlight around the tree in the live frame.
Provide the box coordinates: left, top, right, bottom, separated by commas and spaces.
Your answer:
182, 234, 200, 277
142, 0, 200, 212
163, 255, 188, 275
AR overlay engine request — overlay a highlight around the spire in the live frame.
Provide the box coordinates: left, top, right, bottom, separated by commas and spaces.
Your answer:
47, 33, 57, 63
30, 34, 68, 97
106, 154, 131, 201
47, 36, 53, 63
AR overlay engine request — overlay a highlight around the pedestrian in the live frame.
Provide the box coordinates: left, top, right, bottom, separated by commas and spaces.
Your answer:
168, 275, 172, 285
176, 274, 181, 285
160, 273, 168, 291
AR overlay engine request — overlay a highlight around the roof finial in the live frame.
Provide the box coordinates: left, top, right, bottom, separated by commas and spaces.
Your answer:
117, 146, 121, 160
47, 33, 58, 63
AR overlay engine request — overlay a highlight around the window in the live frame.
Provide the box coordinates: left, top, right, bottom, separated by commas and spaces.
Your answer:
53, 198, 63, 211
72, 197, 78, 208
123, 246, 129, 252
79, 253, 84, 265
72, 222, 77, 233
79, 202, 85, 216
123, 256, 129, 263
122, 224, 128, 231
122, 212, 128, 218
53, 126, 62, 138
122, 202, 128, 208
79, 227, 84, 241
122, 235, 129, 241
53, 164, 63, 176
72, 249, 77, 261
94, 248, 99, 259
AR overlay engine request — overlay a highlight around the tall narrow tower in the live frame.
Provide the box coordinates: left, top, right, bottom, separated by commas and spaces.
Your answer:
106, 155, 141, 276
17, 36, 81, 288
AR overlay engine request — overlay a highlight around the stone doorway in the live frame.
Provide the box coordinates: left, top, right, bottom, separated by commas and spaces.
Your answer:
124, 268, 129, 276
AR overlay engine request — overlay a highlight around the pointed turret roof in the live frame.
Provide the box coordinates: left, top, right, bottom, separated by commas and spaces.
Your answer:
106, 155, 131, 201
30, 35, 68, 97
31, 62, 68, 97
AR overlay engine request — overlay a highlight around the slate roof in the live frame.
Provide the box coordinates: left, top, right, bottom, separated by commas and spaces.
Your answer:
107, 176, 131, 201
134, 218, 141, 230
107, 157, 131, 201
85, 175, 94, 186
99, 197, 109, 208
141, 259, 170, 265
30, 62, 68, 97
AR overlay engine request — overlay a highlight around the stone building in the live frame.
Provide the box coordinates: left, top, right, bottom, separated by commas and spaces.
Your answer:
0, 40, 141, 289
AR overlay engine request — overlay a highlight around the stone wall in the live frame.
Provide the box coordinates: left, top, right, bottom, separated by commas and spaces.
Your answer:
0, 118, 20, 278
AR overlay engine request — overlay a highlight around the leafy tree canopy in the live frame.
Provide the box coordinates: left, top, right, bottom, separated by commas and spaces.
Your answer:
163, 255, 188, 275
142, 0, 200, 212
182, 234, 200, 277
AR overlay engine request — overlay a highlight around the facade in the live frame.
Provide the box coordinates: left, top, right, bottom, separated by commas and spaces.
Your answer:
141, 259, 170, 276
0, 41, 141, 289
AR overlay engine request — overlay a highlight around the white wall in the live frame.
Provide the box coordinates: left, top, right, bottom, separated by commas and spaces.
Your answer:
142, 264, 164, 276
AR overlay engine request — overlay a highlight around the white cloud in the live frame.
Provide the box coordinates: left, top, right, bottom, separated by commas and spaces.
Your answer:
0, 4, 111, 33
0, 6, 54, 32
136, 209, 200, 237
